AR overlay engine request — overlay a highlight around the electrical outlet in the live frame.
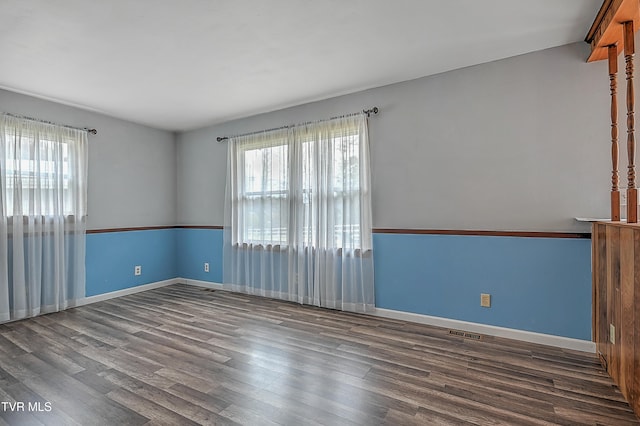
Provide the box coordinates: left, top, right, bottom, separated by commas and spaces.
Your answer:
480, 293, 491, 308
621, 189, 628, 206
610, 323, 616, 344
204, 262, 210, 273
134, 265, 142, 276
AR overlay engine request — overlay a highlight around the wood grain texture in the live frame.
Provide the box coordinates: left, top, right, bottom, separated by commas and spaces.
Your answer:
607, 225, 621, 380
1, 284, 638, 425
593, 221, 640, 417
586, 0, 640, 62
619, 228, 634, 398
611, 43, 621, 221
635, 228, 640, 414
593, 224, 607, 360
371, 228, 590, 239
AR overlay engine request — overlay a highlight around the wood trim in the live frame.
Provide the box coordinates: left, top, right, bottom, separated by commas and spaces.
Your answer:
372, 228, 590, 239
585, 0, 640, 62
87, 225, 589, 239
174, 225, 223, 230
87, 225, 223, 234
86, 225, 176, 234
586, 0, 616, 43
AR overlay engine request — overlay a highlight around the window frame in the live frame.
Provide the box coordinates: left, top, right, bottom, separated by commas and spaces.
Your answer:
232, 122, 364, 250
1, 123, 86, 219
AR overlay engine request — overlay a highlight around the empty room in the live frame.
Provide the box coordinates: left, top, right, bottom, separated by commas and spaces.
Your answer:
1, 0, 640, 424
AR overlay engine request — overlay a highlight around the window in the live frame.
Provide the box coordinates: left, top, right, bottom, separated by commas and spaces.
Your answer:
1, 118, 87, 218
224, 114, 374, 313
240, 138, 289, 245
232, 119, 366, 250
298, 130, 362, 249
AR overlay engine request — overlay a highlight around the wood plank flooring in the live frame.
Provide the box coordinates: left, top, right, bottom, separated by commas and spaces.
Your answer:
0, 283, 638, 425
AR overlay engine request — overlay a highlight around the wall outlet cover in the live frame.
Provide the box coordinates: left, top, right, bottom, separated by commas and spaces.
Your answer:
480, 293, 491, 308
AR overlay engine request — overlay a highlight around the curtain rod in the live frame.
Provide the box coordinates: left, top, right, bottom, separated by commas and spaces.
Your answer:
216, 107, 378, 142
2, 112, 97, 135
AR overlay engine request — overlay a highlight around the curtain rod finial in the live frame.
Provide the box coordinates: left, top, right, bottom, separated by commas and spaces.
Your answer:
363, 107, 379, 117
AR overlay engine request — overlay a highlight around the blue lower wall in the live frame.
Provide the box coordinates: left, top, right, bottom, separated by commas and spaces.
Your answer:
86, 229, 178, 297
373, 233, 592, 340
176, 228, 223, 283
87, 227, 592, 340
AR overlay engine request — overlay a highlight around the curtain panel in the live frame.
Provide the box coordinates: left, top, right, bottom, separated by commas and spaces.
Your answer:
223, 114, 374, 313
0, 114, 88, 322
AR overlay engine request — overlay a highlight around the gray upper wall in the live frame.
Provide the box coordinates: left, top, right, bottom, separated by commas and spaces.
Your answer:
0, 89, 177, 229
177, 41, 612, 232
0, 41, 616, 233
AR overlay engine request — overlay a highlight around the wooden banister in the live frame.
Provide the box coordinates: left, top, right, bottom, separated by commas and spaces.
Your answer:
609, 44, 620, 221
588, 3, 640, 420
587, 0, 640, 221
624, 21, 638, 223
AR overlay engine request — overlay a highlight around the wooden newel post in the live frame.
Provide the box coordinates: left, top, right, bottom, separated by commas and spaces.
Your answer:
624, 21, 638, 223
609, 44, 621, 221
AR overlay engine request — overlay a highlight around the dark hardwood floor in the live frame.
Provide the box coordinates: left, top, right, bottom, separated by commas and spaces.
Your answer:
0, 283, 638, 425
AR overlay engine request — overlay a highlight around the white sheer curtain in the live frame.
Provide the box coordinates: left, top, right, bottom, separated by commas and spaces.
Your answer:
223, 113, 374, 313
0, 114, 88, 322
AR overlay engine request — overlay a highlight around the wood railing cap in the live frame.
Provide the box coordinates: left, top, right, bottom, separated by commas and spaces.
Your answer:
585, 0, 640, 62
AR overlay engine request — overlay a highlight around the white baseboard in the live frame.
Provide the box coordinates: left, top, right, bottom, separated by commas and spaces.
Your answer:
77, 278, 180, 306
180, 278, 224, 289
373, 308, 595, 353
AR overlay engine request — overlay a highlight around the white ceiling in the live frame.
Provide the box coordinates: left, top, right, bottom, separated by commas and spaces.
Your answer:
0, 0, 601, 132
